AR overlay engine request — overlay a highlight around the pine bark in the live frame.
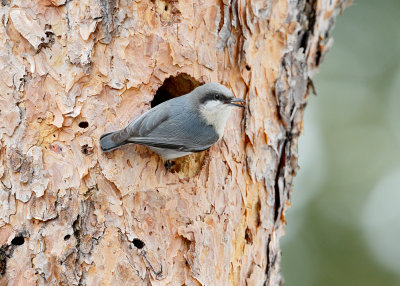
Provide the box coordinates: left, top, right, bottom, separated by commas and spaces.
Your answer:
0, 0, 347, 285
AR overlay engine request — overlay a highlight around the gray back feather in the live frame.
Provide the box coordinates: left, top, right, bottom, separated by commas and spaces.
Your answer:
121, 89, 219, 151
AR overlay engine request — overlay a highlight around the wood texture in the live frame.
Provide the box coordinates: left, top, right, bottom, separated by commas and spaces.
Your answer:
0, 0, 348, 285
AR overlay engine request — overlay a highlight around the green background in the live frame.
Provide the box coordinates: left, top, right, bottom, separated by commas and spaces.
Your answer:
281, 0, 400, 285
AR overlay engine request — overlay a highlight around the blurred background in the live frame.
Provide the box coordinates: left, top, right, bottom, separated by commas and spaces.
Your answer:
281, 0, 400, 285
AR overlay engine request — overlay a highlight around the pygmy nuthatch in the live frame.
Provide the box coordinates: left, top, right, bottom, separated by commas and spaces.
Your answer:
99, 82, 246, 170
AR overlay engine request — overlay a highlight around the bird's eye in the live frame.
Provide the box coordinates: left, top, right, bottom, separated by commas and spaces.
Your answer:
214, 94, 220, 100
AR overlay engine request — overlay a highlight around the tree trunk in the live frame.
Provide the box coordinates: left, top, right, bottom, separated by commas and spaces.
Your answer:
0, 0, 347, 285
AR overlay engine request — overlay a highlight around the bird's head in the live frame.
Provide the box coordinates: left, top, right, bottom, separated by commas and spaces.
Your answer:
193, 83, 246, 136
195, 82, 246, 111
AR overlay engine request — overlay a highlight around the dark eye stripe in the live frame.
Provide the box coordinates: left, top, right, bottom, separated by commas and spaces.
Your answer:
200, 92, 228, 104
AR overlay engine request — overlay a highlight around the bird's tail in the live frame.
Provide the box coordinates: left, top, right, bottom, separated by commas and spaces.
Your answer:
99, 131, 126, 152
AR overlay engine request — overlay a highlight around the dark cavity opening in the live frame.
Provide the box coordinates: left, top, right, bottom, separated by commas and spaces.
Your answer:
11, 236, 24, 246
132, 238, 145, 249
151, 73, 202, 108
64, 234, 71, 241
78, 121, 89, 128
81, 145, 89, 155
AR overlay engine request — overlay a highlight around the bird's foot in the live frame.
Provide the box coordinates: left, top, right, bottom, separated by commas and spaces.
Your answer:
164, 160, 175, 173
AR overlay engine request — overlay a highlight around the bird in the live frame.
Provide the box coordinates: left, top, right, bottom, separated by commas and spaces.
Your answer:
99, 82, 246, 171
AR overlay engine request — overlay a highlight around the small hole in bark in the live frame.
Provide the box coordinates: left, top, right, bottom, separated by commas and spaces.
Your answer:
132, 238, 145, 249
245, 65, 251, 71
78, 121, 89, 128
0, 248, 6, 276
64, 234, 71, 241
164, 4, 168, 11
81, 145, 89, 155
151, 73, 202, 108
11, 236, 24, 246
81, 144, 93, 155
245, 227, 253, 244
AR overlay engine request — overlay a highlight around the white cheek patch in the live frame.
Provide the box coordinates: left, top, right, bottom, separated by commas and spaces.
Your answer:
203, 100, 223, 110
200, 100, 233, 138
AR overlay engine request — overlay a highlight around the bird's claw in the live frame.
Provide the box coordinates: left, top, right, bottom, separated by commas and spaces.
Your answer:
164, 160, 174, 173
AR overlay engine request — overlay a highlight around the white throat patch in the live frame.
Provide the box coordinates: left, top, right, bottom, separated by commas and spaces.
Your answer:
199, 100, 233, 138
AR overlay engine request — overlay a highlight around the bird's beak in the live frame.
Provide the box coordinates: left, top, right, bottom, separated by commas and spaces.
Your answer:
227, 98, 246, 108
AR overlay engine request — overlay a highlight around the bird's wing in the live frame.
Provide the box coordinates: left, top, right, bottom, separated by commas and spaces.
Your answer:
126, 137, 214, 153
123, 98, 219, 152
125, 104, 171, 137
104, 104, 170, 145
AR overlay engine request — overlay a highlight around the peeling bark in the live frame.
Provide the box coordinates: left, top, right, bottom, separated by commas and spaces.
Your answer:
0, 0, 347, 285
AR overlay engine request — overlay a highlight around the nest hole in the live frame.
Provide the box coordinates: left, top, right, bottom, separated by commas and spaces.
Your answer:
151, 73, 202, 108
150, 74, 207, 176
